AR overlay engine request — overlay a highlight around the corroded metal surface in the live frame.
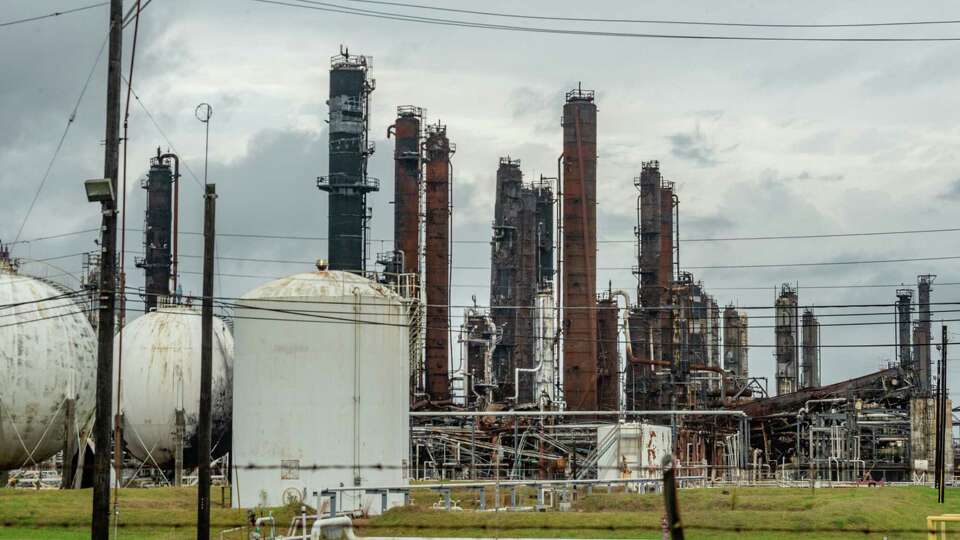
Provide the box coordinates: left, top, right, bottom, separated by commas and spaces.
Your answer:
596, 296, 619, 411
114, 305, 233, 468
424, 124, 451, 401
392, 108, 422, 276
489, 157, 538, 402
561, 88, 598, 411
0, 270, 96, 470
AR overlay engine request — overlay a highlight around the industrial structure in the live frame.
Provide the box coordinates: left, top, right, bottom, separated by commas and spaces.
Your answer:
488, 158, 554, 403
5, 44, 957, 525
0, 251, 96, 488
560, 86, 598, 411
801, 308, 821, 389
231, 265, 410, 512
385, 106, 424, 277
318, 48, 378, 274
775, 284, 800, 396
113, 305, 234, 479
135, 149, 177, 312
424, 122, 453, 402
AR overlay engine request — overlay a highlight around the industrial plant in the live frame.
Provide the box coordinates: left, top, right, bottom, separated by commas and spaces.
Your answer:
0, 42, 955, 536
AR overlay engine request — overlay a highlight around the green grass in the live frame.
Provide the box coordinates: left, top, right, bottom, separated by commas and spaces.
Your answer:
362, 485, 960, 539
0, 487, 299, 540
3, 485, 959, 539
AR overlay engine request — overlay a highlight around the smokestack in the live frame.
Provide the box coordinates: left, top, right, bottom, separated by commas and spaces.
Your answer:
320, 48, 377, 274
390, 106, 423, 276
136, 149, 173, 312
561, 85, 598, 411
424, 122, 453, 401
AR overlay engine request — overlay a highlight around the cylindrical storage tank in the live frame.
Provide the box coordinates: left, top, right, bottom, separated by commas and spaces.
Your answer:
0, 269, 96, 470
232, 268, 409, 513
114, 305, 234, 469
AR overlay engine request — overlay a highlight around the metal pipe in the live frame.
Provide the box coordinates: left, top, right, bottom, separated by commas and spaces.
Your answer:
410, 409, 746, 418
159, 152, 180, 296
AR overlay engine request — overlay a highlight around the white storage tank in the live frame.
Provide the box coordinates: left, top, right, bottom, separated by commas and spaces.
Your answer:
114, 304, 234, 469
232, 265, 409, 513
0, 268, 96, 470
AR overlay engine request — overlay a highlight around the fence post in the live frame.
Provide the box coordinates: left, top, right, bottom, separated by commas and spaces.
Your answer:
662, 455, 685, 540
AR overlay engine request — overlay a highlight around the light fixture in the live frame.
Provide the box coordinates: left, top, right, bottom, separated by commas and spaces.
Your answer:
84, 178, 115, 203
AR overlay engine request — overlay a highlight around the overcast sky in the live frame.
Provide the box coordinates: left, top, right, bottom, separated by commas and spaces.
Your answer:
3, 0, 960, 399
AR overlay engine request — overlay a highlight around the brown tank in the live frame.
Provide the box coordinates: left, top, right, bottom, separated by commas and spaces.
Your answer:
424, 123, 452, 401
561, 87, 598, 411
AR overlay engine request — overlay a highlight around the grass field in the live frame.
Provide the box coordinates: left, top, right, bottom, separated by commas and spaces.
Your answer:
0, 487, 298, 540
361, 485, 960, 539
1, 485, 958, 539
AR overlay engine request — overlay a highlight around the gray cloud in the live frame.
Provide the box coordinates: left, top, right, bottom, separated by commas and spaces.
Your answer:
668, 124, 720, 167
943, 178, 960, 200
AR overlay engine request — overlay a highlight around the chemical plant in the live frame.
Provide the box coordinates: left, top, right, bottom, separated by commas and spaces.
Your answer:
0, 46, 953, 523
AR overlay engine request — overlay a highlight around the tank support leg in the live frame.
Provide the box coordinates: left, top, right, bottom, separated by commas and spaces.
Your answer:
175, 408, 185, 487
62, 398, 77, 489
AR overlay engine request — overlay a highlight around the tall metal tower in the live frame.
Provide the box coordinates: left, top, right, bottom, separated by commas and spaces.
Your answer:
318, 47, 378, 274
561, 85, 598, 411
135, 149, 174, 312
775, 283, 799, 395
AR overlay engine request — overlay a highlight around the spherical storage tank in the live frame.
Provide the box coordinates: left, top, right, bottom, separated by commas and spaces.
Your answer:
0, 269, 96, 470
114, 305, 234, 469
232, 267, 409, 513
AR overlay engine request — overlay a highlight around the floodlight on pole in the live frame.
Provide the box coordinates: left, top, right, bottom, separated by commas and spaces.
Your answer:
84, 178, 115, 204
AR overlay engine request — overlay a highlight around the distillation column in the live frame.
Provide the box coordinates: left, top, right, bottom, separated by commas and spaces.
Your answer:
801, 308, 820, 388
390, 106, 423, 276
136, 150, 173, 312
561, 86, 598, 411
424, 123, 453, 401
319, 49, 378, 274
775, 284, 799, 395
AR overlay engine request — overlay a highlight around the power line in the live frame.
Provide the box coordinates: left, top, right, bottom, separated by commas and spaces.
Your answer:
334, 0, 960, 29
0, 2, 107, 28
120, 74, 203, 187
11, 31, 110, 248
14, 223, 960, 246
255, 0, 960, 42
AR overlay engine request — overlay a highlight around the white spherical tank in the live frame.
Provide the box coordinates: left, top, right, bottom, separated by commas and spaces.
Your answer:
0, 269, 96, 471
232, 270, 409, 513
114, 305, 234, 469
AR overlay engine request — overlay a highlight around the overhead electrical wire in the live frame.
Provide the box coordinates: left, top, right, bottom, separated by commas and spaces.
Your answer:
254, 0, 960, 42
13, 224, 960, 247
0, 2, 107, 29
333, 0, 960, 29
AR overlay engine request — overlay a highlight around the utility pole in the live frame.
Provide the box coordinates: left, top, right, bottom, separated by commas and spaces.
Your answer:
197, 183, 216, 540
91, 1, 123, 538
937, 325, 953, 504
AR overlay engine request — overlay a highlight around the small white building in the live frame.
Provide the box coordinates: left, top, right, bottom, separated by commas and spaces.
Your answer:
232, 267, 409, 514
597, 422, 672, 481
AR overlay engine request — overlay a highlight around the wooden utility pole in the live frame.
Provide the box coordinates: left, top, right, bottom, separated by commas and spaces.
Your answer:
939, 325, 948, 503
92, 0, 123, 538
197, 183, 216, 540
